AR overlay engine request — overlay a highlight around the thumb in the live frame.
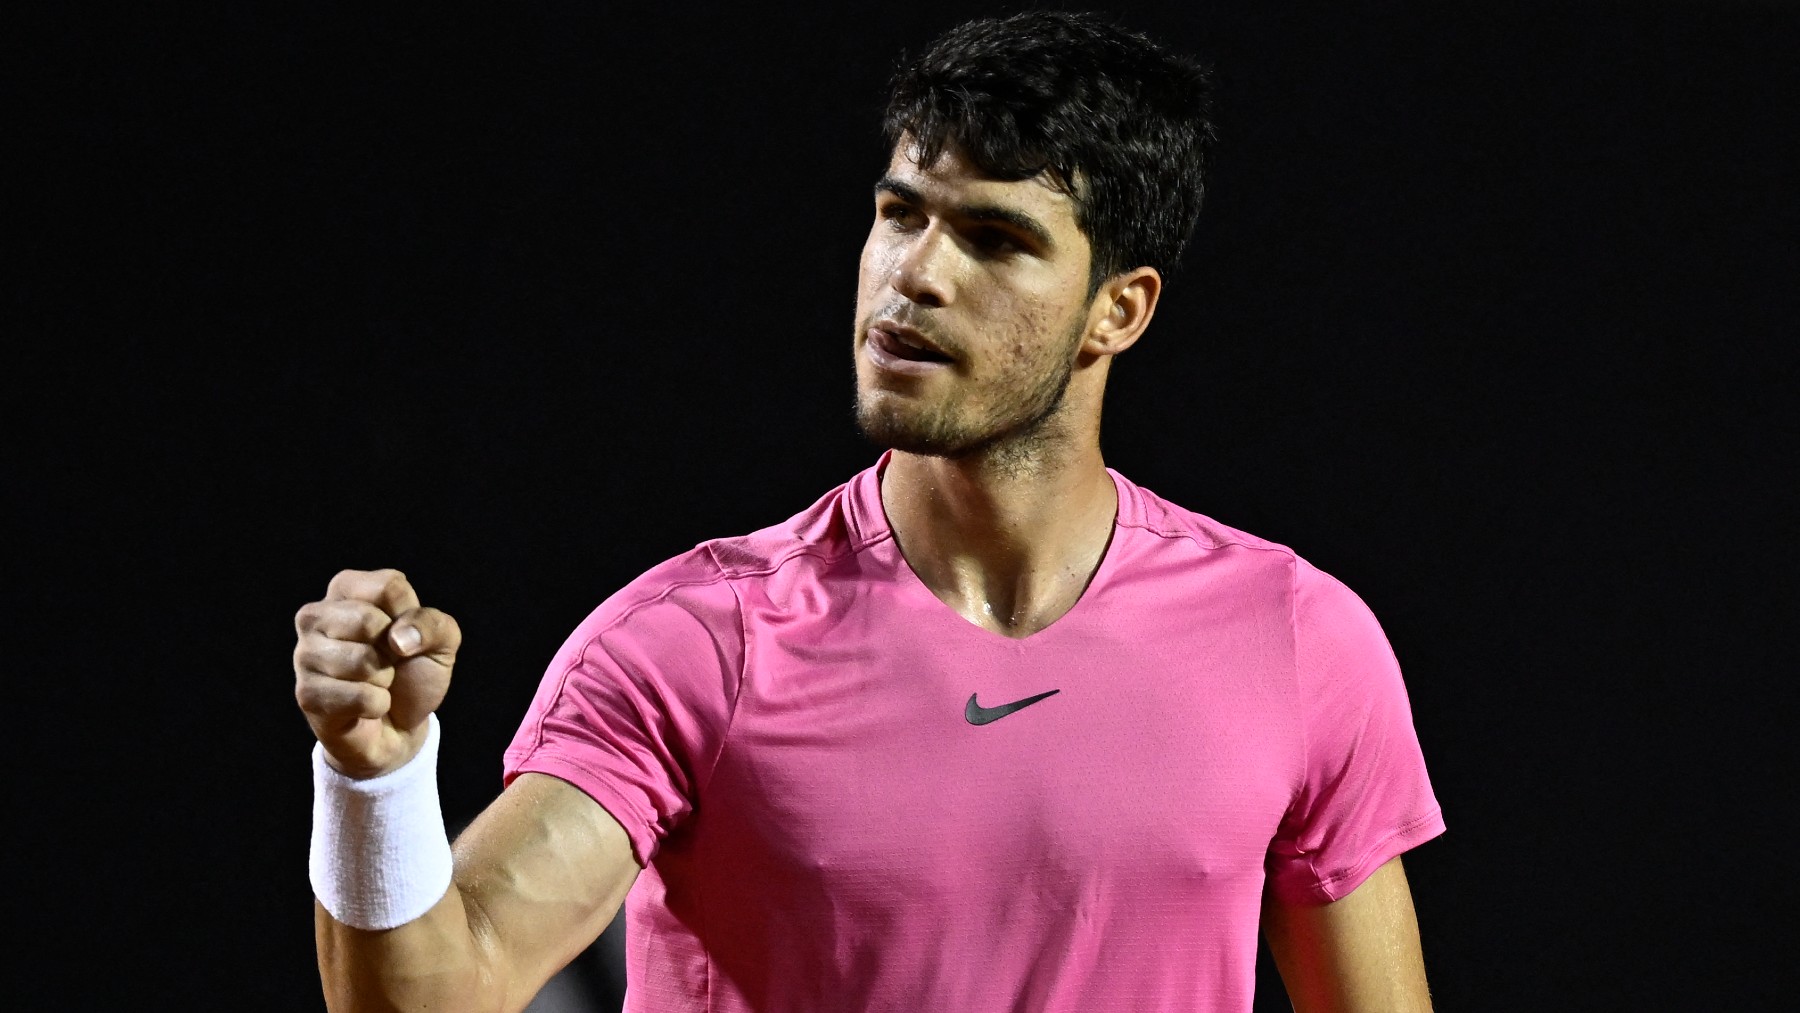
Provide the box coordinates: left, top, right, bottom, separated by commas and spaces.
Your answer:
387, 606, 461, 664
385, 606, 461, 730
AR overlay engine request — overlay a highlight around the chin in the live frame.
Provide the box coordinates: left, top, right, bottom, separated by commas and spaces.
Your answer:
856, 398, 960, 456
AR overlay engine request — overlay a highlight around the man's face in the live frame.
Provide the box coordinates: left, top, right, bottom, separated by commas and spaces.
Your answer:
853, 141, 1097, 460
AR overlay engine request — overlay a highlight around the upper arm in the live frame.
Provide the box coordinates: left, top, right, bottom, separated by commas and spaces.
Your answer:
1261, 855, 1433, 1013
453, 772, 641, 1011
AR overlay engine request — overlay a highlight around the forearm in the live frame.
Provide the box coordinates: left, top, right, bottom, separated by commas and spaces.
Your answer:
315, 888, 505, 1013
308, 717, 510, 1013
312, 773, 638, 1013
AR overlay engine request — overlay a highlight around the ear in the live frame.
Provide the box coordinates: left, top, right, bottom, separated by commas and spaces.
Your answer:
1083, 266, 1162, 359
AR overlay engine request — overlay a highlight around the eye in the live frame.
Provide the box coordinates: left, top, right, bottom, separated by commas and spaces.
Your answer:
878, 202, 918, 229
970, 228, 1021, 255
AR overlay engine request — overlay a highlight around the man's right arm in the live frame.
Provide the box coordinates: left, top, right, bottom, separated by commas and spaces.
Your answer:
314, 772, 638, 1013
296, 569, 640, 1013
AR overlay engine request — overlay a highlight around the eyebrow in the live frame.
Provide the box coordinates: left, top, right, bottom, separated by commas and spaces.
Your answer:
874, 177, 1057, 252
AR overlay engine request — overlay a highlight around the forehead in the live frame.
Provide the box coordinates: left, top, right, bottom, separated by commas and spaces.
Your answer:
881, 140, 1082, 233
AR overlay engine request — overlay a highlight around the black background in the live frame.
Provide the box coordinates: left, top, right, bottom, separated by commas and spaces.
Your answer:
13, 1, 1796, 1009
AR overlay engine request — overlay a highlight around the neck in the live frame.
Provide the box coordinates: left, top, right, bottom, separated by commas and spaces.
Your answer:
880, 438, 1117, 638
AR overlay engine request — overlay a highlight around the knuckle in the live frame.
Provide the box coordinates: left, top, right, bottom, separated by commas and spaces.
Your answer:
327, 567, 407, 603
346, 642, 381, 678
294, 636, 352, 679
321, 641, 373, 680
439, 615, 463, 651
355, 603, 389, 638
310, 600, 385, 641
325, 601, 374, 640
360, 684, 391, 718
296, 675, 381, 719
294, 634, 332, 672
294, 601, 321, 633
294, 675, 328, 712
418, 608, 462, 648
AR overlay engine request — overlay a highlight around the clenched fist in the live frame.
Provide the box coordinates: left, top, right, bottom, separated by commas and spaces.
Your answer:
294, 569, 462, 779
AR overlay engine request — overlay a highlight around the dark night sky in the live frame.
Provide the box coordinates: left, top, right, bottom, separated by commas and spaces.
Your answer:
13, 1, 1796, 1009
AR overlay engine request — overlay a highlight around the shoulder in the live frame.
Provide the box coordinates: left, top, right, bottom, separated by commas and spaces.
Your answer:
577, 468, 878, 639
1110, 470, 1378, 613
698, 471, 878, 581
1112, 468, 1301, 573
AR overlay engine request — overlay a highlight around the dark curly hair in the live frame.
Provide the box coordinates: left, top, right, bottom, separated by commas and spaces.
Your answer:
883, 11, 1218, 295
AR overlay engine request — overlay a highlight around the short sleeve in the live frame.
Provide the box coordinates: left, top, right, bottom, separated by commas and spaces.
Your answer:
504, 550, 744, 867
1265, 558, 1444, 905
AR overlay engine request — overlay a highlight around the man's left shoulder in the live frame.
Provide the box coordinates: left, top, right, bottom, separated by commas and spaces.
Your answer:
1114, 469, 1300, 562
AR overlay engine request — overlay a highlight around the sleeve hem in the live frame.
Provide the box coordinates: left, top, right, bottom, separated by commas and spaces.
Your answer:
505, 751, 659, 869
1294, 807, 1446, 905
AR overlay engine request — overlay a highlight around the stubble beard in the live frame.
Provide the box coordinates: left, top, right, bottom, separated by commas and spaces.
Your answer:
854, 316, 1084, 478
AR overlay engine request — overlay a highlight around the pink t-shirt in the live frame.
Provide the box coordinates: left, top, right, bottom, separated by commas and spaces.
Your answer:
505, 453, 1443, 1012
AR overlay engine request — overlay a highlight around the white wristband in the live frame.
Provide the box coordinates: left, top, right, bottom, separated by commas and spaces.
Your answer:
308, 714, 454, 930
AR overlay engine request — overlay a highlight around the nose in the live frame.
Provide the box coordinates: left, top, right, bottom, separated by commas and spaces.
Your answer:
890, 224, 953, 308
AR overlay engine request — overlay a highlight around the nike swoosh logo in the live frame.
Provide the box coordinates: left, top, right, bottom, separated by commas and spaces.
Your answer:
964, 689, 1060, 726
